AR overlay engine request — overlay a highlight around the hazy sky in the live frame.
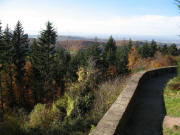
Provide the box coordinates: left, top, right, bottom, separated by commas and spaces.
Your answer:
0, 0, 180, 37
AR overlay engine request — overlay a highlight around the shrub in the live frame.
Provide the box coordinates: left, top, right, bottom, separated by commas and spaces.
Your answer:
92, 76, 129, 117
76, 93, 94, 117
52, 94, 74, 121
29, 104, 52, 129
89, 124, 95, 134
0, 114, 23, 135
151, 52, 177, 68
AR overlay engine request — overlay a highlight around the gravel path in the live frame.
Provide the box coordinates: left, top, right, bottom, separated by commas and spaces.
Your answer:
123, 73, 176, 135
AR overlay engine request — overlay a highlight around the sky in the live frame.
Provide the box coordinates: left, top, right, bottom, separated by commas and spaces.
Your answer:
0, 0, 180, 40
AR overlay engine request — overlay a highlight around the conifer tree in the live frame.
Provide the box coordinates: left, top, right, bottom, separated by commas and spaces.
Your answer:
37, 21, 57, 101
150, 40, 157, 57
116, 45, 129, 74
138, 42, 151, 58
168, 43, 178, 56
2, 25, 16, 107
87, 38, 101, 61
161, 44, 168, 55
54, 47, 71, 96
12, 21, 29, 107
0, 23, 6, 68
103, 36, 117, 66
128, 38, 133, 50
0, 22, 4, 115
29, 40, 43, 103
69, 49, 88, 81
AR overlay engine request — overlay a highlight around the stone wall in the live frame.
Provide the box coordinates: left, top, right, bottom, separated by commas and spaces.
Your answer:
89, 66, 177, 135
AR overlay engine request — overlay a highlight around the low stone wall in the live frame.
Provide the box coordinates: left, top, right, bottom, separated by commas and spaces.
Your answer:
90, 66, 177, 135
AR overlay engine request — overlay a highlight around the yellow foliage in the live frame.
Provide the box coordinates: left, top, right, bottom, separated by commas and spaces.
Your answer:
77, 67, 90, 82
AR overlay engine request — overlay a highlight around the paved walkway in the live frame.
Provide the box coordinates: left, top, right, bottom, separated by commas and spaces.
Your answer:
123, 73, 176, 135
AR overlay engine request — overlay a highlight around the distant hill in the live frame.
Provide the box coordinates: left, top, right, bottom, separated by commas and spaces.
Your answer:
57, 36, 88, 41
29, 35, 180, 52
56, 40, 105, 52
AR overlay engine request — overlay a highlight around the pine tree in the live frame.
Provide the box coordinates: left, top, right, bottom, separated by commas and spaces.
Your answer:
37, 21, 57, 102
69, 49, 88, 81
150, 40, 157, 57
160, 44, 168, 55
103, 36, 117, 66
116, 45, 129, 74
12, 21, 29, 107
128, 38, 133, 50
0, 23, 7, 68
2, 25, 16, 107
87, 38, 101, 63
29, 40, 43, 104
138, 42, 151, 58
0, 22, 4, 115
54, 47, 71, 96
168, 43, 178, 56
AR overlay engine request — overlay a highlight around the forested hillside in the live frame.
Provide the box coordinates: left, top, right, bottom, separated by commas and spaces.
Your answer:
0, 21, 179, 135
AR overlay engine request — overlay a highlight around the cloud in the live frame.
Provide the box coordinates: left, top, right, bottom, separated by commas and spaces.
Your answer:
52, 15, 180, 36
0, 1, 180, 36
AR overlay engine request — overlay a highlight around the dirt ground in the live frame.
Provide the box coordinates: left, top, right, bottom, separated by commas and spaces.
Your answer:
163, 116, 180, 128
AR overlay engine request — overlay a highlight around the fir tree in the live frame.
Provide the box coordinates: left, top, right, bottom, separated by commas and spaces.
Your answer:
2, 25, 16, 107
29, 40, 43, 103
116, 45, 129, 74
69, 49, 88, 81
0, 22, 4, 115
138, 42, 151, 58
0, 23, 6, 68
54, 47, 71, 96
87, 38, 101, 62
168, 43, 178, 56
150, 40, 157, 57
12, 21, 29, 107
161, 44, 168, 55
103, 36, 117, 66
37, 21, 57, 101
128, 38, 133, 51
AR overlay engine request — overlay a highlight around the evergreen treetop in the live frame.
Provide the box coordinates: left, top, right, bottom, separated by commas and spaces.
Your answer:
39, 21, 57, 47
103, 36, 117, 65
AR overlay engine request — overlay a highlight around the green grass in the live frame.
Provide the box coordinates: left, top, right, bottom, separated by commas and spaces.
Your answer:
135, 67, 145, 73
164, 77, 180, 117
163, 126, 180, 135
163, 77, 180, 135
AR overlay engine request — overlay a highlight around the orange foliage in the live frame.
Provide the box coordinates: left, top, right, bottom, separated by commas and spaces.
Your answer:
127, 47, 177, 73
128, 47, 140, 70
127, 47, 149, 72
151, 52, 177, 68
107, 66, 117, 77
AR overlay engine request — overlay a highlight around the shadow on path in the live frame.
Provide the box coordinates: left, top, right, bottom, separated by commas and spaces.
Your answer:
123, 73, 176, 135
